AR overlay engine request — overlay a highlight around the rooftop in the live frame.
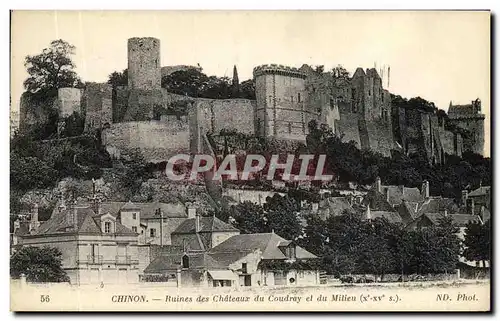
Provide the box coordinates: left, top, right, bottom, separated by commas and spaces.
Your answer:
172, 216, 239, 234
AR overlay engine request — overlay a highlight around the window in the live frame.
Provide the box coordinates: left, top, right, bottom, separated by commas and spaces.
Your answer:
288, 122, 292, 134
182, 255, 189, 269
286, 245, 297, 259
150, 228, 157, 237
132, 213, 137, 220
104, 222, 111, 233
291, 96, 294, 103
368, 90, 371, 96
242, 263, 248, 274
132, 226, 137, 233
297, 93, 301, 102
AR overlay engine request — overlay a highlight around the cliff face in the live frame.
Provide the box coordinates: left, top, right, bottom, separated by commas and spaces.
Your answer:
17, 171, 218, 221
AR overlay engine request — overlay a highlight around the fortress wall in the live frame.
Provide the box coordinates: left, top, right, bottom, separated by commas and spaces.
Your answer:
364, 119, 394, 157
438, 127, 456, 156
83, 83, 113, 130
336, 111, 362, 149
195, 98, 256, 135
223, 188, 285, 205
57, 88, 82, 117
102, 120, 190, 163
19, 92, 56, 132
448, 117, 485, 155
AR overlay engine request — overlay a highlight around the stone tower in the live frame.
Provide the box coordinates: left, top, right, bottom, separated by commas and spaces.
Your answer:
447, 98, 485, 155
253, 64, 314, 141
350, 67, 393, 156
125, 37, 162, 121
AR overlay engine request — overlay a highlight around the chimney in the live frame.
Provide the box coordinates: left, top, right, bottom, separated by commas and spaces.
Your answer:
195, 212, 201, 233
386, 188, 390, 203
29, 203, 40, 234
461, 190, 468, 207
59, 195, 67, 213
421, 180, 430, 199
187, 207, 196, 219
68, 200, 78, 230
13, 219, 20, 231
375, 177, 382, 193
467, 199, 475, 215
31, 203, 39, 223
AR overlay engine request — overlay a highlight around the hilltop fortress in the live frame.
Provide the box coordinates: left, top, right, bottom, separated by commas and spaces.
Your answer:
19, 37, 485, 163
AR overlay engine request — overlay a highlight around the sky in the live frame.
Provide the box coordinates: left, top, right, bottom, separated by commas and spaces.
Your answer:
10, 10, 490, 156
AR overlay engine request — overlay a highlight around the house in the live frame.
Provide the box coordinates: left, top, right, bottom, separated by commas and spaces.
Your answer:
314, 196, 355, 220
461, 186, 491, 222
97, 200, 188, 246
170, 211, 241, 251
143, 230, 320, 288
364, 204, 403, 224
367, 177, 427, 208
143, 251, 236, 287
209, 232, 319, 287
405, 212, 482, 231
397, 196, 460, 225
466, 186, 491, 208
14, 201, 140, 285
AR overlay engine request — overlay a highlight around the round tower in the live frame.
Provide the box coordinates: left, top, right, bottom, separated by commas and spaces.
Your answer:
127, 37, 161, 90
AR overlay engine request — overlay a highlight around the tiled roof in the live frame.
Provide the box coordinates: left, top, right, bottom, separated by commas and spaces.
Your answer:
144, 252, 225, 274
468, 186, 491, 197
98, 201, 187, 219
363, 190, 395, 212
209, 233, 317, 263
172, 216, 239, 234
317, 197, 353, 220
99, 202, 126, 216
423, 213, 481, 227
120, 201, 141, 211
33, 205, 136, 236
370, 211, 403, 224
415, 197, 459, 216
381, 185, 423, 205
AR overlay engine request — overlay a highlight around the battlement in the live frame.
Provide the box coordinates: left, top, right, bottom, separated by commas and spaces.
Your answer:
128, 37, 160, 51
253, 64, 307, 79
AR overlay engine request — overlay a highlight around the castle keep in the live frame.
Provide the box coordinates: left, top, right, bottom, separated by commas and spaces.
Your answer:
19, 37, 485, 162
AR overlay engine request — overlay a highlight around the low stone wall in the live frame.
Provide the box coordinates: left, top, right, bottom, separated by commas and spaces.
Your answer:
102, 120, 190, 163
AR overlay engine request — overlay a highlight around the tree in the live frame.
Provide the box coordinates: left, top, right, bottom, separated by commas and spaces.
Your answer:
239, 79, 256, 100
23, 40, 82, 96
463, 220, 491, 267
162, 69, 210, 97
107, 69, 128, 88
263, 194, 303, 241
230, 201, 267, 234
10, 246, 70, 283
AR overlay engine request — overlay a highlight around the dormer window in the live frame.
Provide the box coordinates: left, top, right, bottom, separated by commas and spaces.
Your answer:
182, 254, 189, 269
100, 213, 116, 234
286, 244, 296, 260
104, 221, 111, 233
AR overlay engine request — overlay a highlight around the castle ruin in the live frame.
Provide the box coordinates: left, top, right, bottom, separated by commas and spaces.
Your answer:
18, 37, 486, 163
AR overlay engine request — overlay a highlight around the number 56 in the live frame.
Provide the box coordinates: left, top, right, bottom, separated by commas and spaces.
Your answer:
40, 295, 50, 303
